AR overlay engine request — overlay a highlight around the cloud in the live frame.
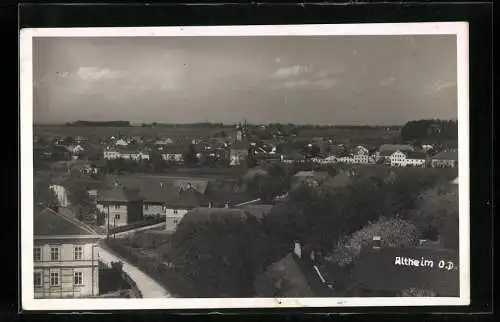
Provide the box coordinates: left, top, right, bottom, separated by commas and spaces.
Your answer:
272, 65, 310, 79
76, 66, 121, 81
379, 76, 396, 87
424, 80, 456, 95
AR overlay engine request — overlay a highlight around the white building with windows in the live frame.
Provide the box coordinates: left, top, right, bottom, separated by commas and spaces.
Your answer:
34, 207, 101, 298
389, 150, 427, 167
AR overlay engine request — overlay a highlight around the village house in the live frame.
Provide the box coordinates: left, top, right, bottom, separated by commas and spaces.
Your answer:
103, 148, 121, 160
96, 185, 144, 229
431, 150, 458, 168
175, 206, 252, 233
229, 142, 249, 166
376, 144, 415, 163
389, 150, 427, 167
34, 207, 101, 298
164, 185, 209, 232
160, 146, 185, 163
114, 138, 128, 147
155, 137, 174, 146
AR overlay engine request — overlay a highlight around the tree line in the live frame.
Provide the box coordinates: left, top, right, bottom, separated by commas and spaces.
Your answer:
64, 121, 131, 127
401, 119, 458, 142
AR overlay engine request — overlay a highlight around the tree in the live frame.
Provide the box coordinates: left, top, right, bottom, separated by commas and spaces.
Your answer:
326, 217, 422, 267
407, 185, 459, 249
169, 213, 266, 297
183, 144, 198, 166
34, 183, 60, 212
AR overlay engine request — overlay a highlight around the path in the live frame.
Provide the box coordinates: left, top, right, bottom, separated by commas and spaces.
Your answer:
98, 244, 171, 298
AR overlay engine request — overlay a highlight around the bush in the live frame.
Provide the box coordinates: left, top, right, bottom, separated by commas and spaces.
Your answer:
327, 217, 422, 267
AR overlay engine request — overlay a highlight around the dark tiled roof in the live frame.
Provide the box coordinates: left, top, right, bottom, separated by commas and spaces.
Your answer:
161, 145, 186, 154
34, 207, 97, 236
352, 246, 459, 296
379, 144, 414, 152
432, 151, 458, 161
97, 186, 142, 202
164, 187, 208, 208
405, 151, 428, 159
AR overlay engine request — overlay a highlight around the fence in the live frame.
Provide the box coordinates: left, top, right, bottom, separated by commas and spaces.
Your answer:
109, 217, 165, 235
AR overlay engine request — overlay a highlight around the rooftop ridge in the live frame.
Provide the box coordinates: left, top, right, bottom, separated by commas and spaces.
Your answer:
42, 207, 97, 235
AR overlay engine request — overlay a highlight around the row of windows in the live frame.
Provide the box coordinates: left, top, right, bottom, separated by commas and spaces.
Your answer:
34, 246, 84, 262
34, 271, 83, 287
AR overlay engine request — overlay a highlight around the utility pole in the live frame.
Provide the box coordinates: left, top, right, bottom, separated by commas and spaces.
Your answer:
106, 204, 110, 240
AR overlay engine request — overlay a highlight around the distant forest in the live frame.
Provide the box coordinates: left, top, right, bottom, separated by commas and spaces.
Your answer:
400, 119, 458, 142
64, 121, 131, 127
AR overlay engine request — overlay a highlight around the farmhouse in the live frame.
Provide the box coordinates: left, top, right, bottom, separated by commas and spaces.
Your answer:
431, 151, 458, 168
34, 207, 100, 298
96, 185, 144, 229
160, 146, 185, 163
389, 150, 427, 167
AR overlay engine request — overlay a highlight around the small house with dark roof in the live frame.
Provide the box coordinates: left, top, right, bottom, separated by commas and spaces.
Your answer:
178, 207, 251, 227
431, 150, 458, 168
164, 186, 210, 232
291, 171, 331, 190
96, 185, 144, 228
34, 207, 101, 298
160, 145, 185, 163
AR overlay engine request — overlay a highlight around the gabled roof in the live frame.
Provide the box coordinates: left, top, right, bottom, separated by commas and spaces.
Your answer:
97, 186, 142, 202
405, 151, 428, 159
432, 150, 458, 161
34, 207, 97, 237
161, 145, 186, 154
164, 187, 208, 208
379, 144, 414, 152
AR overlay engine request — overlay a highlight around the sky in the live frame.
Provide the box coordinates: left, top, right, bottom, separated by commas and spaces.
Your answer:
32, 35, 458, 125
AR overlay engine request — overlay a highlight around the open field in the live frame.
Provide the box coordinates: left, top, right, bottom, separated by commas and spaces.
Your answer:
34, 125, 236, 141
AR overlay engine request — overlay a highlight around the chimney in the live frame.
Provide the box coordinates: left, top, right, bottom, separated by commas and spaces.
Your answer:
224, 202, 229, 209
294, 242, 302, 259
372, 236, 382, 250
208, 202, 213, 208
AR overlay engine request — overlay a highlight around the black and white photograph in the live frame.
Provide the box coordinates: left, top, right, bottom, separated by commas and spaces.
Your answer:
20, 23, 470, 310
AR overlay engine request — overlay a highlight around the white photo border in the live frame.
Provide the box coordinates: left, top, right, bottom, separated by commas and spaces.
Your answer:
20, 22, 470, 310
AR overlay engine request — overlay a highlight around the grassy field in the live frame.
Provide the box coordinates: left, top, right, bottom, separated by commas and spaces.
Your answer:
34, 125, 237, 142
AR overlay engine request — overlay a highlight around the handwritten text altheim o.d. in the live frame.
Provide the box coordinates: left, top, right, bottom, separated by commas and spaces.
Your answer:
394, 257, 456, 271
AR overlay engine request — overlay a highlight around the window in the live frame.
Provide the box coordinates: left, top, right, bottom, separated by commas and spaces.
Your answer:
74, 246, 83, 260
34, 247, 41, 261
50, 247, 59, 261
74, 271, 83, 286
115, 214, 120, 220
173, 219, 179, 224
34, 272, 42, 287
173, 209, 178, 214
114, 205, 120, 209
50, 272, 59, 286
144, 204, 149, 210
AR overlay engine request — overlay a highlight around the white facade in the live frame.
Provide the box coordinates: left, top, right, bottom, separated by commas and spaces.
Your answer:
115, 139, 128, 146
389, 151, 407, 167
165, 208, 189, 233
49, 184, 69, 207
406, 158, 426, 167
143, 204, 165, 219
96, 203, 128, 228
34, 239, 99, 298
161, 153, 184, 162
103, 150, 121, 160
